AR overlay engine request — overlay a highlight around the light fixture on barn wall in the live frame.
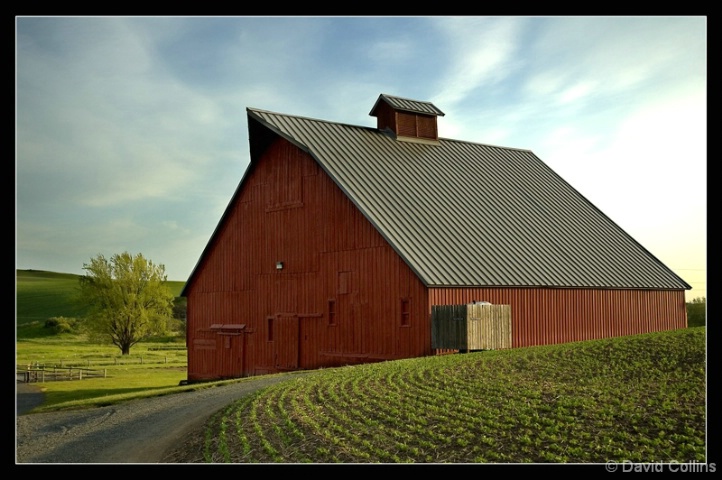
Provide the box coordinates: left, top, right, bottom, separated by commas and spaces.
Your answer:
276, 261, 284, 270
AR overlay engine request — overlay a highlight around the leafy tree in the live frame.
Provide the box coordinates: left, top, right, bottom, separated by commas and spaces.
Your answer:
172, 296, 187, 322
78, 252, 175, 355
686, 297, 706, 328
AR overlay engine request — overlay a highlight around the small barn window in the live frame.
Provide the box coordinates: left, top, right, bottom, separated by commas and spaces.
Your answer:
328, 299, 336, 326
401, 299, 410, 327
267, 317, 274, 342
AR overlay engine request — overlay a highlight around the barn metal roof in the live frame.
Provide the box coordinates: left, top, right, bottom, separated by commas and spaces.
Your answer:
245, 105, 690, 291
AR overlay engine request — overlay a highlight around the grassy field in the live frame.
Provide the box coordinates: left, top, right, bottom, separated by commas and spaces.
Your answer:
18, 327, 707, 463
201, 327, 706, 463
16, 269, 192, 410
16, 270, 91, 336
17, 336, 190, 409
16, 269, 708, 463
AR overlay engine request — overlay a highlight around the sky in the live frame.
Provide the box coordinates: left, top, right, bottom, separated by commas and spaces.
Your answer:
15, 16, 706, 301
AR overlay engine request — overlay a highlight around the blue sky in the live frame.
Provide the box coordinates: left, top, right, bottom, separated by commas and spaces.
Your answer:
15, 16, 706, 300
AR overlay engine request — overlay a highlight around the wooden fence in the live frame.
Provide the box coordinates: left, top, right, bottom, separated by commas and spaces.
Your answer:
16, 366, 107, 383
431, 303, 512, 351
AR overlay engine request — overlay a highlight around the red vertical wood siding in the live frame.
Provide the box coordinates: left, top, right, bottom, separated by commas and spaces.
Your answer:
427, 287, 687, 348
185, 136, 431, 381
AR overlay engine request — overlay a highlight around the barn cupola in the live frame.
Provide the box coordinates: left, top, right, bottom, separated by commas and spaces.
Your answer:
369, 94, 445, 144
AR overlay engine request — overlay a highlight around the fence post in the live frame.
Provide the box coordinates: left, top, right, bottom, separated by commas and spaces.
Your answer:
41, 370, 45, 383
79, 369, 83, 380
104, 369, 107, 378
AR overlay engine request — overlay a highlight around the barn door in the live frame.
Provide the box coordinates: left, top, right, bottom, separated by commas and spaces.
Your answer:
211, 324, 246, 378
275, 315, 299, 370
190, 329, 217, 379
217, 332, 244, 378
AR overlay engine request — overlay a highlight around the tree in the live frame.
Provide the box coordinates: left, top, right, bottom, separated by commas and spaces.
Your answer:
686, 297, 706, 328
78, 252, 175, 355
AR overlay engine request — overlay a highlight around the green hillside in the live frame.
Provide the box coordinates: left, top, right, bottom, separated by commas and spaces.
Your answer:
16, 269, 186, 338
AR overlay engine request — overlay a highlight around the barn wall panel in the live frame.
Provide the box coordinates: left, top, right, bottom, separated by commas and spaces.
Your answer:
427, 287, 687, 348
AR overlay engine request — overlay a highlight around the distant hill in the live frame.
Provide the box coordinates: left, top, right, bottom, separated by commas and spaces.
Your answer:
16, 269, 186, 335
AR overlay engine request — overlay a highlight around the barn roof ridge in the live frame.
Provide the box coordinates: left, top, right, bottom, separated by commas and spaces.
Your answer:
246, 106, 535, 154
246, 106, 375, 130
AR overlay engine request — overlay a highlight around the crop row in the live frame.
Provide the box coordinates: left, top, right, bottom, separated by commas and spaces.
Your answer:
202, 329, 706, 463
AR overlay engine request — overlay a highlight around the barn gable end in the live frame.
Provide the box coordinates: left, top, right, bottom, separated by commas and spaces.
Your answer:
184, 133, 430, 381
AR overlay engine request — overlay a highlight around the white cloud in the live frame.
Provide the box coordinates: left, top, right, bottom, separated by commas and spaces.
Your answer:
557, 81, 597, 105
430, 16, 525, 108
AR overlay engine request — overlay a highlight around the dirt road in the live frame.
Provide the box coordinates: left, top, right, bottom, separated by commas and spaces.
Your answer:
15, 373, 308, 464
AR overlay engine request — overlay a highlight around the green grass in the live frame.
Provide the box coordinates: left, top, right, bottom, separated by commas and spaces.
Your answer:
26, 367, 189, 409
201, 327, 706, 463
16, 270, 90, 332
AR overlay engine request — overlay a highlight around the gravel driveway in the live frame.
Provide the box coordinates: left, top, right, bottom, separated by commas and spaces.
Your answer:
16, 373, 309, 464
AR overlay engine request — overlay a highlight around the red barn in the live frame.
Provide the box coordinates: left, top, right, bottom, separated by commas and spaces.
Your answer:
181, 94, 690, 382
